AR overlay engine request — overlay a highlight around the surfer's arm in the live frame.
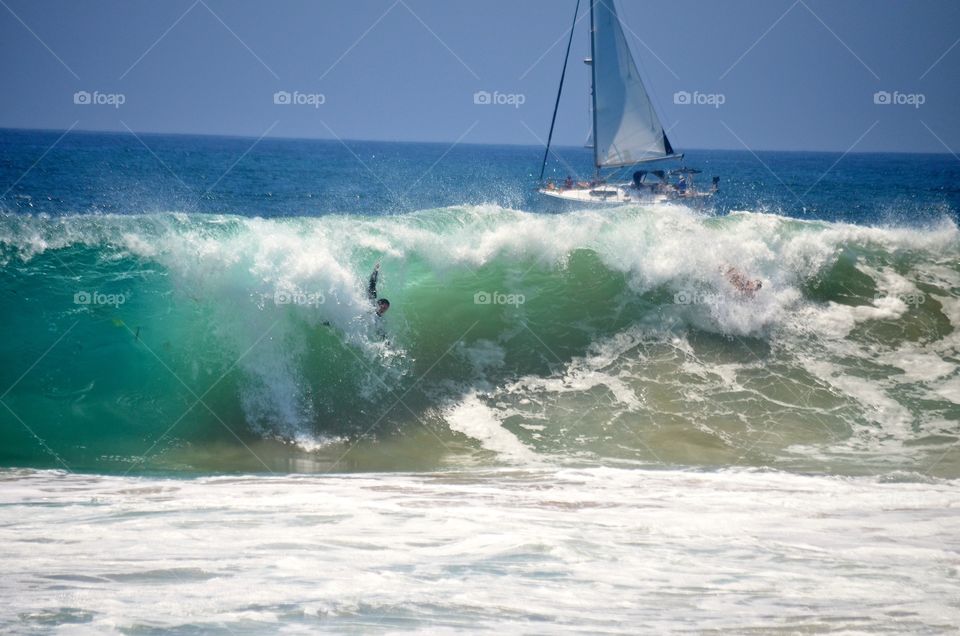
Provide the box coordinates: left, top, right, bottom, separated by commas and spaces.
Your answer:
367, 262, 380, 300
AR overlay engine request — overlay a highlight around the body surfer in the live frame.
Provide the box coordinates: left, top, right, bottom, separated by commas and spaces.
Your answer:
368, 262, 390, 317
725, 266, 763, 297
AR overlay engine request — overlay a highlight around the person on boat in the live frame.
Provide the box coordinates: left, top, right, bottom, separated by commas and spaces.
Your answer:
677, 175, 688, 195
725, 267, 762, 297
545, 180, 557, 191
632, 170, 646, 190
564, 176, 574, 189
368, 262, 390, 316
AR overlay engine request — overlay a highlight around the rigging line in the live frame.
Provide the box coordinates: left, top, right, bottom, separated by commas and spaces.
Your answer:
539, 0, 583, 181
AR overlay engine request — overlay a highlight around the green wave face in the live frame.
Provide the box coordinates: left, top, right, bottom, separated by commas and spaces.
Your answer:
1, 205, 958, 475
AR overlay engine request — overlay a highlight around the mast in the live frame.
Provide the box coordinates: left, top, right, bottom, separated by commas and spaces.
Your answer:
589, 0, 599, 174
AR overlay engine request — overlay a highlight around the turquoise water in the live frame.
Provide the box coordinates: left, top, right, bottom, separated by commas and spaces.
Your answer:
2, 129, 958, 475
1, 206, 959, 477
1, 129, 959, 633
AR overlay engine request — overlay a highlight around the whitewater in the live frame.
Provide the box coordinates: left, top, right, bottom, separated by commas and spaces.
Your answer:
2, 132, 960, 633
2, 467, 958, 633
2, 204, 958, 477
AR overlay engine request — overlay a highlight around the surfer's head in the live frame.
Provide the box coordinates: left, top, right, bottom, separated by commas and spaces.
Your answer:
376, 298, 390, 316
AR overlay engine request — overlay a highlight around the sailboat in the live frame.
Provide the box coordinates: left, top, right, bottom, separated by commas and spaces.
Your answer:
538, 0, 717, 205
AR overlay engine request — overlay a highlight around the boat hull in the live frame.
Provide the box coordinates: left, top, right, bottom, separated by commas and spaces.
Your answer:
538, 185, 712, 206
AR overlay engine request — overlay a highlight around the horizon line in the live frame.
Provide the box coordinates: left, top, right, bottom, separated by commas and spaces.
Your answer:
0, 124, 952, 157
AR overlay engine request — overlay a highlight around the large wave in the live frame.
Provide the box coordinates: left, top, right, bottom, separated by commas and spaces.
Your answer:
1, 204, 958, 475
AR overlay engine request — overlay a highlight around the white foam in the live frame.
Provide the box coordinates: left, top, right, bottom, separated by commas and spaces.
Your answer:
3, 208, 959, 459
1, 468, 957, 633
803, 359, 911, 436
879, 348, 955, 383
443, 393, 536, 461
932, 376, 960, 405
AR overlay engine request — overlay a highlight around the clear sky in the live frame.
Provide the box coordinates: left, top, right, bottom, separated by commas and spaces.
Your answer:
1, 0, 958, 153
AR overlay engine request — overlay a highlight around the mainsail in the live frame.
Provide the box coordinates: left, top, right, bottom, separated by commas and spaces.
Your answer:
591, 0, 674, 168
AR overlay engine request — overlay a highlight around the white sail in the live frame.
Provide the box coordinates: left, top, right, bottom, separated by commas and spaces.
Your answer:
591, 0, 674, 168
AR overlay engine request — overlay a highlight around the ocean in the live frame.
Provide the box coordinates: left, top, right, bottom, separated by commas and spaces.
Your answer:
1, 127, 959, 633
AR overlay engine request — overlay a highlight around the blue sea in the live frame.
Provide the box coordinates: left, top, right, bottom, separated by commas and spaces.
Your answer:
1, 127, 959, 633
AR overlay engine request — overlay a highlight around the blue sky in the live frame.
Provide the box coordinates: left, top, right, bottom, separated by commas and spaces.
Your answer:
1, 0, 958, 153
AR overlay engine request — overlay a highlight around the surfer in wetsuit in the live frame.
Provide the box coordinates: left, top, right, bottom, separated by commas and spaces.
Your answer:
319, 263, 389, 329
368, 262, 390, 317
